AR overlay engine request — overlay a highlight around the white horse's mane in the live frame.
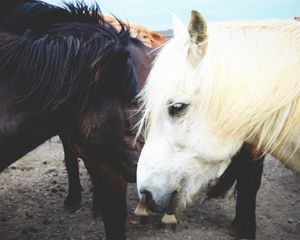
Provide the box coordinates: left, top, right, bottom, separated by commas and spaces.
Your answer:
140, 19, 300, 161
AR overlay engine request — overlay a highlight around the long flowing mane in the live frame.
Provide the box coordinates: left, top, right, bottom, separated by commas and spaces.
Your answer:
0, 0, 137, 114
142, 20, 300, 159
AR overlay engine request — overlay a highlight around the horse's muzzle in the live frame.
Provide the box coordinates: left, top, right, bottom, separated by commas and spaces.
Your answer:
139, 189, 178, 214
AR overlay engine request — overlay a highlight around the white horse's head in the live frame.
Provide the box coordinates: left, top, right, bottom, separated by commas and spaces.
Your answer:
136, 11, 243, 214
137, 11, 300, 213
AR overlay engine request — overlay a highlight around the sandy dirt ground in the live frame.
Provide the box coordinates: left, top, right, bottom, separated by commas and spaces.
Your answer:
0, 138, 299, 240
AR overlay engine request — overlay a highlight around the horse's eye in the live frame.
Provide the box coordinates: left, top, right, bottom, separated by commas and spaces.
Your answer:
168, 102, 188, 117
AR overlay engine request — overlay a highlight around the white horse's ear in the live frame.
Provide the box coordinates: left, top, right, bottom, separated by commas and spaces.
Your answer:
172, 13, 187, 37
187, 10, 208, 66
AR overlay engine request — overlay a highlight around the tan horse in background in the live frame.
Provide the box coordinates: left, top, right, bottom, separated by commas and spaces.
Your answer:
104, 16, 167, 48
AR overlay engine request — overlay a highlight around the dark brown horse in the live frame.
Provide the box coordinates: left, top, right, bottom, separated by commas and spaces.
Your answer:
0, 1, 153, 239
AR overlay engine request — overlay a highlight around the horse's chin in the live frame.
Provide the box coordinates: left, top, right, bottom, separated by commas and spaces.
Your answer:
176, 175, 222, 211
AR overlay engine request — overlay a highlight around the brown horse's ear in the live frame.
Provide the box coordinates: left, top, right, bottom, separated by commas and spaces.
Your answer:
188, 10, 208, 66
95, 48, 137, 100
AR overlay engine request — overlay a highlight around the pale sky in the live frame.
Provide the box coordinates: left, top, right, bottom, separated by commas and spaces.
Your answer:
43, 0, 300, 30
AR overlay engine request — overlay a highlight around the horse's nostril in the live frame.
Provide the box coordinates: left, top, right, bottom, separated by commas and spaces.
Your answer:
166, 190, 178, 215
140, 189, 154, 208
171, 190, 178, 200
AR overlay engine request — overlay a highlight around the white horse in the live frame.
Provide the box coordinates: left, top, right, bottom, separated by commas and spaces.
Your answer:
136, 11, 300, 214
